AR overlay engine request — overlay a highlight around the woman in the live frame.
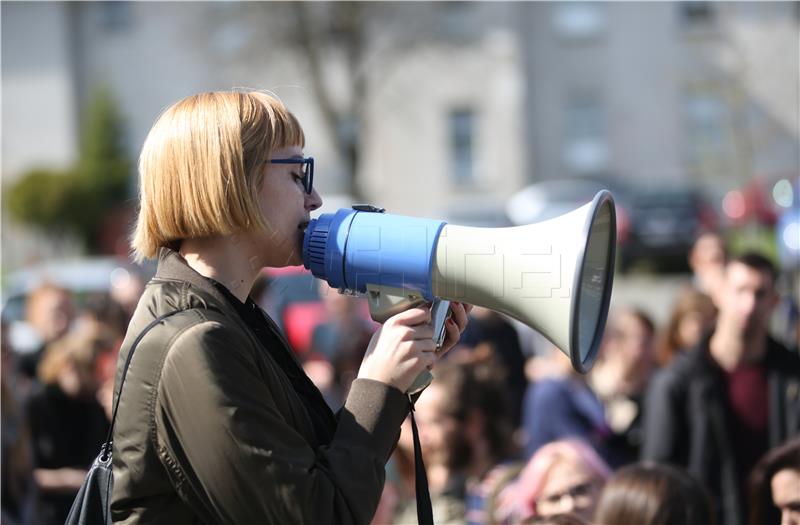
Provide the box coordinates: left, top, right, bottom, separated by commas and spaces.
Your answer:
589, 307, 657, 467
594, 462, 715, 525
110, 91, 470, 524
748, 437, 800, 525
496, 439, 611, 524
521, 342, 608, 460
28, 325, 112, 525
656, 287, 716, 366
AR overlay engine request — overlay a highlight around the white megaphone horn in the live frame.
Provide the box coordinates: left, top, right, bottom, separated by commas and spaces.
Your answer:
302, 191, 616, 392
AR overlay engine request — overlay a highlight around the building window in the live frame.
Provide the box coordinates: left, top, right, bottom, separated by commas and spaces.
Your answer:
449, 110, 475, 186
562, 94, 609, 175
437, 2, 476, 40
683, 90, 733, 172
553, 2, 606, 41
100, 1, 132, 32
679, 2, 715, 28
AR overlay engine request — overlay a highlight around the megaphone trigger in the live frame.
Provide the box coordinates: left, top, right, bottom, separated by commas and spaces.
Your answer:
430, 298, 452, 350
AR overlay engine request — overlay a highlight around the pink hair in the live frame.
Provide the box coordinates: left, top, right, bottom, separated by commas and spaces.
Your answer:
497, 439, 611, 523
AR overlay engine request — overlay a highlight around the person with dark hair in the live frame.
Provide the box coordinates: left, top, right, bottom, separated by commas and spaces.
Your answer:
748, 438, 800, 525
642, 252, 800, 525
457, 307, 528, 429
407, 359, 521, 525
17, 283, 74, 382
657, 287, 717, 366
523, 513, 589, 525
1, 320, 36, 524
594, 462, 715, 525
688, 231, 728, 303
589, 307, 657, 467
27, 325, 112, 525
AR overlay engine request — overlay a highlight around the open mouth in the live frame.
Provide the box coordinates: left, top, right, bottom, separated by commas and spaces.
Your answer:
298, 221, 310, 234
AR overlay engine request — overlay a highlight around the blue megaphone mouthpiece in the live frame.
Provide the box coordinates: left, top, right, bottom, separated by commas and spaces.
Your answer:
303, 206, 447, 300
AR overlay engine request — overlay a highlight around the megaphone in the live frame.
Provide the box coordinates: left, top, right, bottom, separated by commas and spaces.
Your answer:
302, 191, 616, 393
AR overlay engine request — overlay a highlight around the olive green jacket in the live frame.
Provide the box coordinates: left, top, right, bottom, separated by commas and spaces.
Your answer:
111, 249, 409, 524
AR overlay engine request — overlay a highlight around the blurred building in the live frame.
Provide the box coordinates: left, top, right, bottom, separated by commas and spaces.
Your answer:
2, 2, 798, 269
518, 1, 799, 190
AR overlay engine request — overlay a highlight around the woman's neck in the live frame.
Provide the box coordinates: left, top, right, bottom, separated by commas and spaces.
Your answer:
179, 236, 262, 303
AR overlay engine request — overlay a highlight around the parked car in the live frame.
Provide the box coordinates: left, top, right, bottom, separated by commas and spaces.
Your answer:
620, 186, 718, 272
1, 256, 155, 352
505, 175, 632, 252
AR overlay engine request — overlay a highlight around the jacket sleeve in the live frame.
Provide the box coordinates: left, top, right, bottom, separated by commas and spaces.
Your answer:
640, 368, 683, 463
154, 320, 408, 525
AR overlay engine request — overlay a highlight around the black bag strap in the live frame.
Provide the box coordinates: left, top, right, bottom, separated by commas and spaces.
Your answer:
100, 310, 184, 461
408, 395, 434, 525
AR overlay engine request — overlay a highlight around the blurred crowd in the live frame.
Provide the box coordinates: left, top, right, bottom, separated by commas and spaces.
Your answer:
2, 233, 798, 525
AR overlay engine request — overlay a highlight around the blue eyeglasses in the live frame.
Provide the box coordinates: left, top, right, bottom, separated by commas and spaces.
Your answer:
270, 157, 314, 194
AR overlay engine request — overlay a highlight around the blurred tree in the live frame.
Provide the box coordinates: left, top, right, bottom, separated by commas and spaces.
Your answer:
291, 2, 366, 200
203, 2, 479, 200
6, 89, 132, 254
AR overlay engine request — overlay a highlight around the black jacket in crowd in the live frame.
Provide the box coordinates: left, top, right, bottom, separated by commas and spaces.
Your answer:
641, 333, 800, 525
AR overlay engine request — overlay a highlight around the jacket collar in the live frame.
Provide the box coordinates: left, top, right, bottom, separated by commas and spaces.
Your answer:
154, 247, 236, 309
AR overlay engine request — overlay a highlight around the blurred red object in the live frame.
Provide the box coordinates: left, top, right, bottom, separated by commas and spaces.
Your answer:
261, 266, 326, 355
722, 176, 778, 226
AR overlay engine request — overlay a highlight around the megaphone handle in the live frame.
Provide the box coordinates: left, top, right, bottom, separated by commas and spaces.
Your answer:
430, 298, 451, 349
405, 298, 450, 395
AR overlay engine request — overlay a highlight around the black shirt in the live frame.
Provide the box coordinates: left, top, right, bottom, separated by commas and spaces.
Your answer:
27, 383, 109, 525
211, 280, 338, 446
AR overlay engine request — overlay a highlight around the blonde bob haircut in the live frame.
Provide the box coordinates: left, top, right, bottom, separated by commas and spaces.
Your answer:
131, 91, 305, 262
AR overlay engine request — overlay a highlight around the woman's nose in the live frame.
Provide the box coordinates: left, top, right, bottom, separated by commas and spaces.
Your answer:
306, 187, 323, 211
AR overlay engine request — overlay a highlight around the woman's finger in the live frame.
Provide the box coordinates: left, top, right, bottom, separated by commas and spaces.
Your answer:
391, 306, 432, 326
450, 302, 470, 332
438, 316, 462, 355
408, 324, 435, 341
415, 338, 438, 353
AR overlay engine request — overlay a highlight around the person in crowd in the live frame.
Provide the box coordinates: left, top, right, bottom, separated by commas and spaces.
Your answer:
76, 291, 130, 339
589, 307, 656, 467
112, 90, 471, 524
457, 307, 528, 429
496, 438, 611, 524
521, 514, 588, 525
521, 342, 608, 460
594, 462, 715, 525
26, 325, 112, 525
687, 231, 728, 303
69, 294, 129, 420
1, 320, 36, 524
642, 252, 800, 525
17, 282, 74, 381
657, 287, 717, 366
397, 360, 521, 524
395, 396, 467, 524
748, 437, 800, 525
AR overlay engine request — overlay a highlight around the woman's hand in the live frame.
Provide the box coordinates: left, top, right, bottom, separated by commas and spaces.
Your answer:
439, 301, 472, 355
358, 302, 472, 393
